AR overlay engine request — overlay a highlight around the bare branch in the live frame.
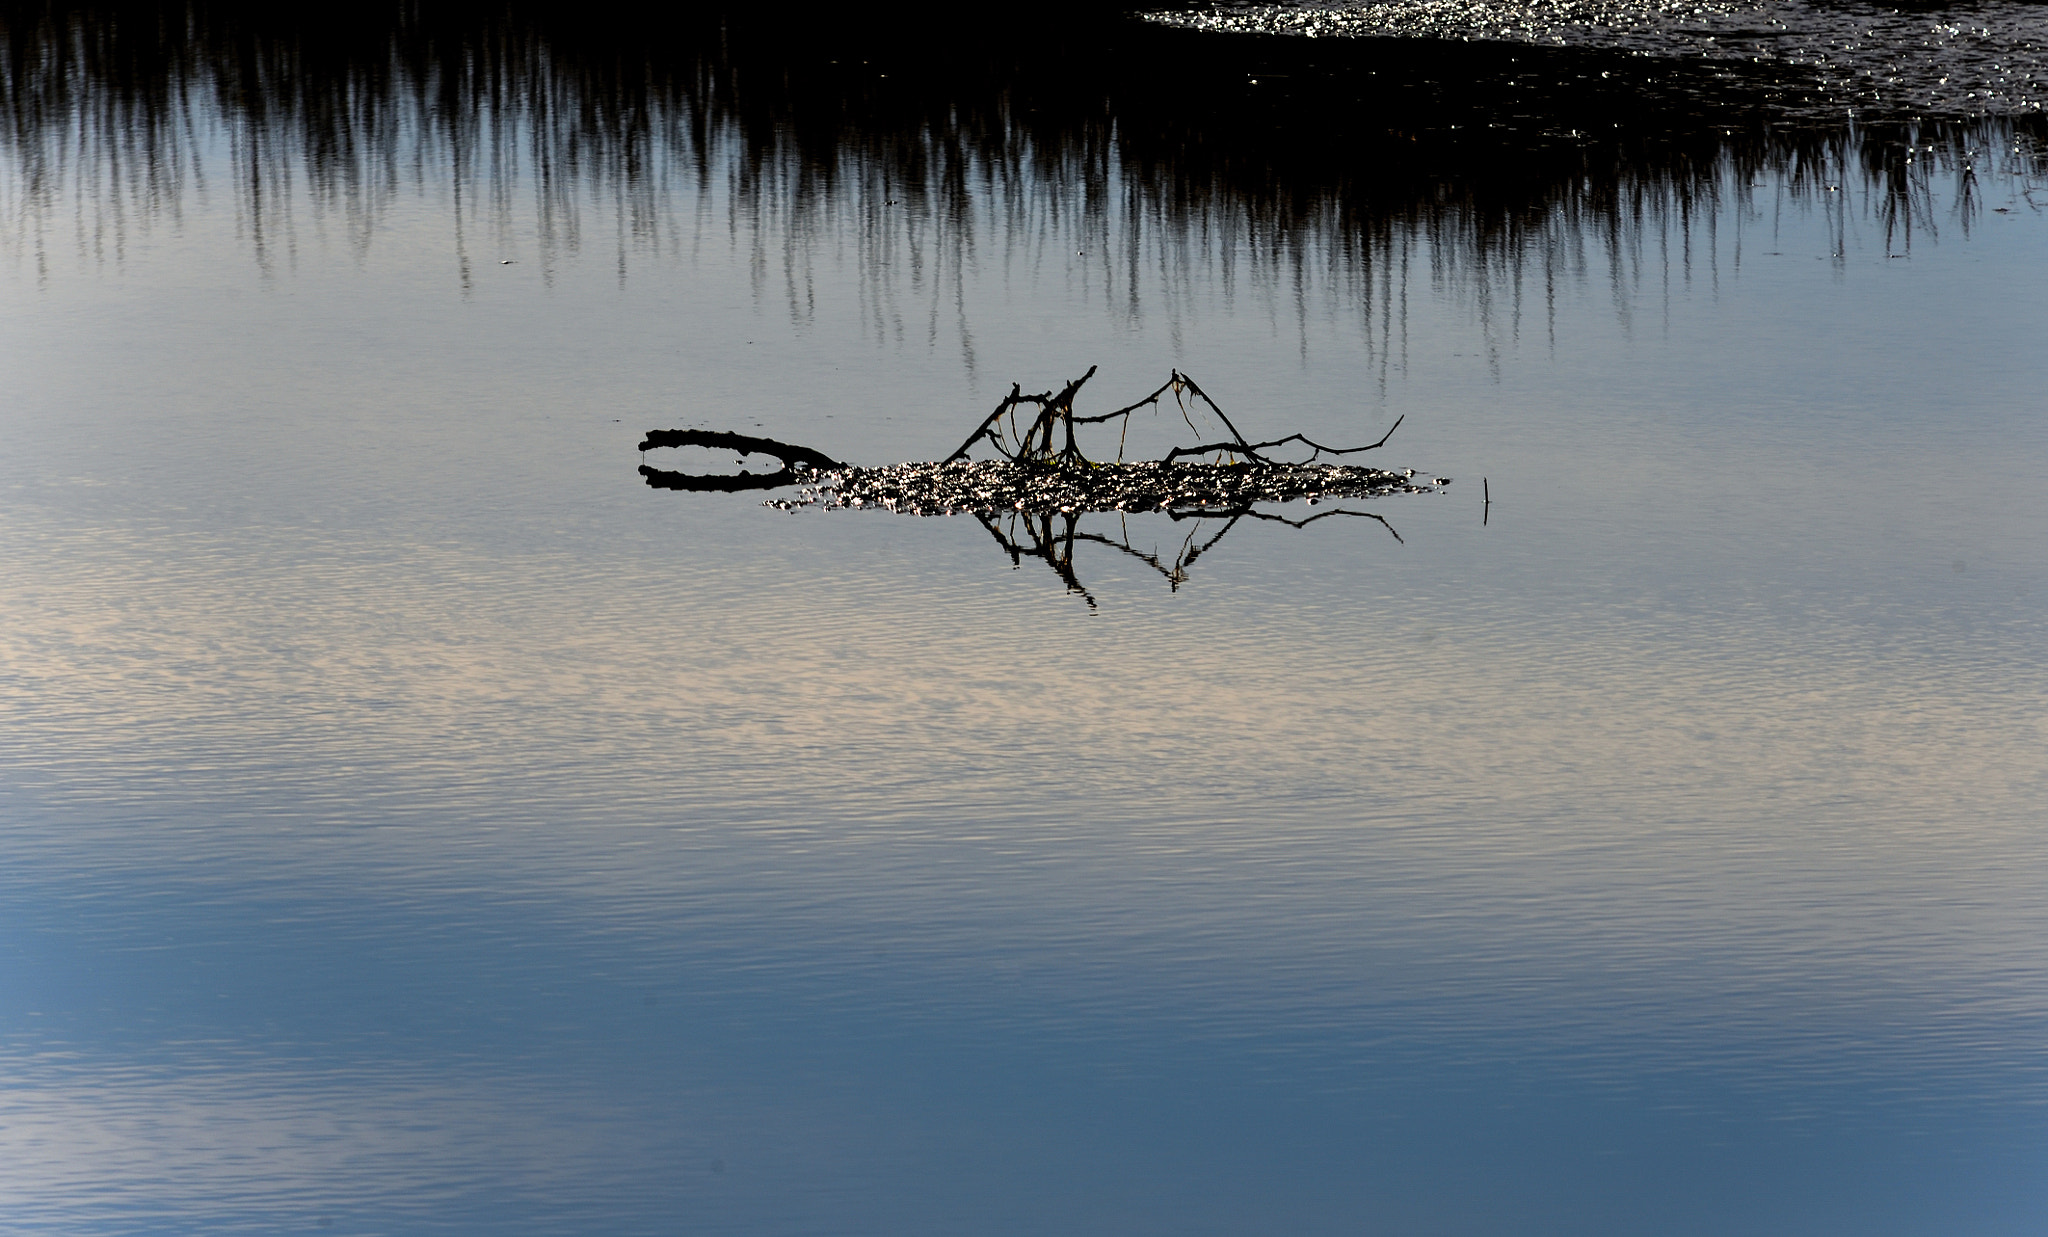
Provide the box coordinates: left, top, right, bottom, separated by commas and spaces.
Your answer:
1068, 376, 1182, 425
944, 383, 1042, 463
1167, 371, 1259, 455
638, 428, 843, 470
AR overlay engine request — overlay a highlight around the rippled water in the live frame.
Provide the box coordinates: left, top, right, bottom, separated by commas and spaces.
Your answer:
3, 4, 2047, 1234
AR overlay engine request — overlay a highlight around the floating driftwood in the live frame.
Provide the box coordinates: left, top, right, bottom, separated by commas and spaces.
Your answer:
639, 369, 1446, 511
637, 370, 1449, 606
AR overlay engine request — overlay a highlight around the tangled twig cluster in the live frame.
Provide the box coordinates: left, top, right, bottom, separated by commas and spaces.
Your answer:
637, 370, 1452, 604
638, 370, 1446, 521
944, 368, 1405, 468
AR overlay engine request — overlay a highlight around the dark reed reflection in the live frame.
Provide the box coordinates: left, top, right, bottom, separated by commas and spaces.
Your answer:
6, 0, 2042, 340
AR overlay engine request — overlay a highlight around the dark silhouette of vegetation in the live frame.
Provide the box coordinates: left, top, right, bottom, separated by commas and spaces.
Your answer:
7, 0, 2039, 301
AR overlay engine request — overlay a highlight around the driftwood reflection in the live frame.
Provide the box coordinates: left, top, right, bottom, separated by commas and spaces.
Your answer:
637, 429, 843, 492
637, 468, 803, 494
977, 505, 1402, 609
631, 431, 1417, 604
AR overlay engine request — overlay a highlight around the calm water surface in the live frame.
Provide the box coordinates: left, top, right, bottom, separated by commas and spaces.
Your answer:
3, 4, 2047, 1233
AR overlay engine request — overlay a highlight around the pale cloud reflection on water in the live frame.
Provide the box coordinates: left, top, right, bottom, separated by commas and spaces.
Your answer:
4, 436, 2043, 1086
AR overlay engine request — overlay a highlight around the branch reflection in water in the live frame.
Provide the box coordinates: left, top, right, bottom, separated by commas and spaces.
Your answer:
635, 457, 1411, 606
972, 504, 1403, 609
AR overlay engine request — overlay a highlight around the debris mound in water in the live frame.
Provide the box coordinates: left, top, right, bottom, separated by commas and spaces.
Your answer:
642, 368, 1450, 516
766, 459, 1447, 515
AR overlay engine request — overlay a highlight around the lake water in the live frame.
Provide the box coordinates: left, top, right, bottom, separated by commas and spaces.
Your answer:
3, 4, 2046, 1233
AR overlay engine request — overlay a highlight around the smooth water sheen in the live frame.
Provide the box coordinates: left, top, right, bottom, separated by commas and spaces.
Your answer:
3, 5, 2046, 1234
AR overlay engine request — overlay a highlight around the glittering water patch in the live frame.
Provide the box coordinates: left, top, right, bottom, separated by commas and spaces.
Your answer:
765, 459, 1449, 516
1143, 0, 2048, 118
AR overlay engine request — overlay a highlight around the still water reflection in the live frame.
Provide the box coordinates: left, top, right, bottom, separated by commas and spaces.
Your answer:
3, 3, 2047, 1234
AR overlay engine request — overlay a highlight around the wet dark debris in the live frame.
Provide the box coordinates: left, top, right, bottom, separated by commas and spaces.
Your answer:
643, 369, 1448, 523
765, 459, 1447, 516
640, 369, 1447, 602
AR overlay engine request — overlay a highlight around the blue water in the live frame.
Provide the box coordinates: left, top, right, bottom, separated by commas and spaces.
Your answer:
3, 8, 2047, 1233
